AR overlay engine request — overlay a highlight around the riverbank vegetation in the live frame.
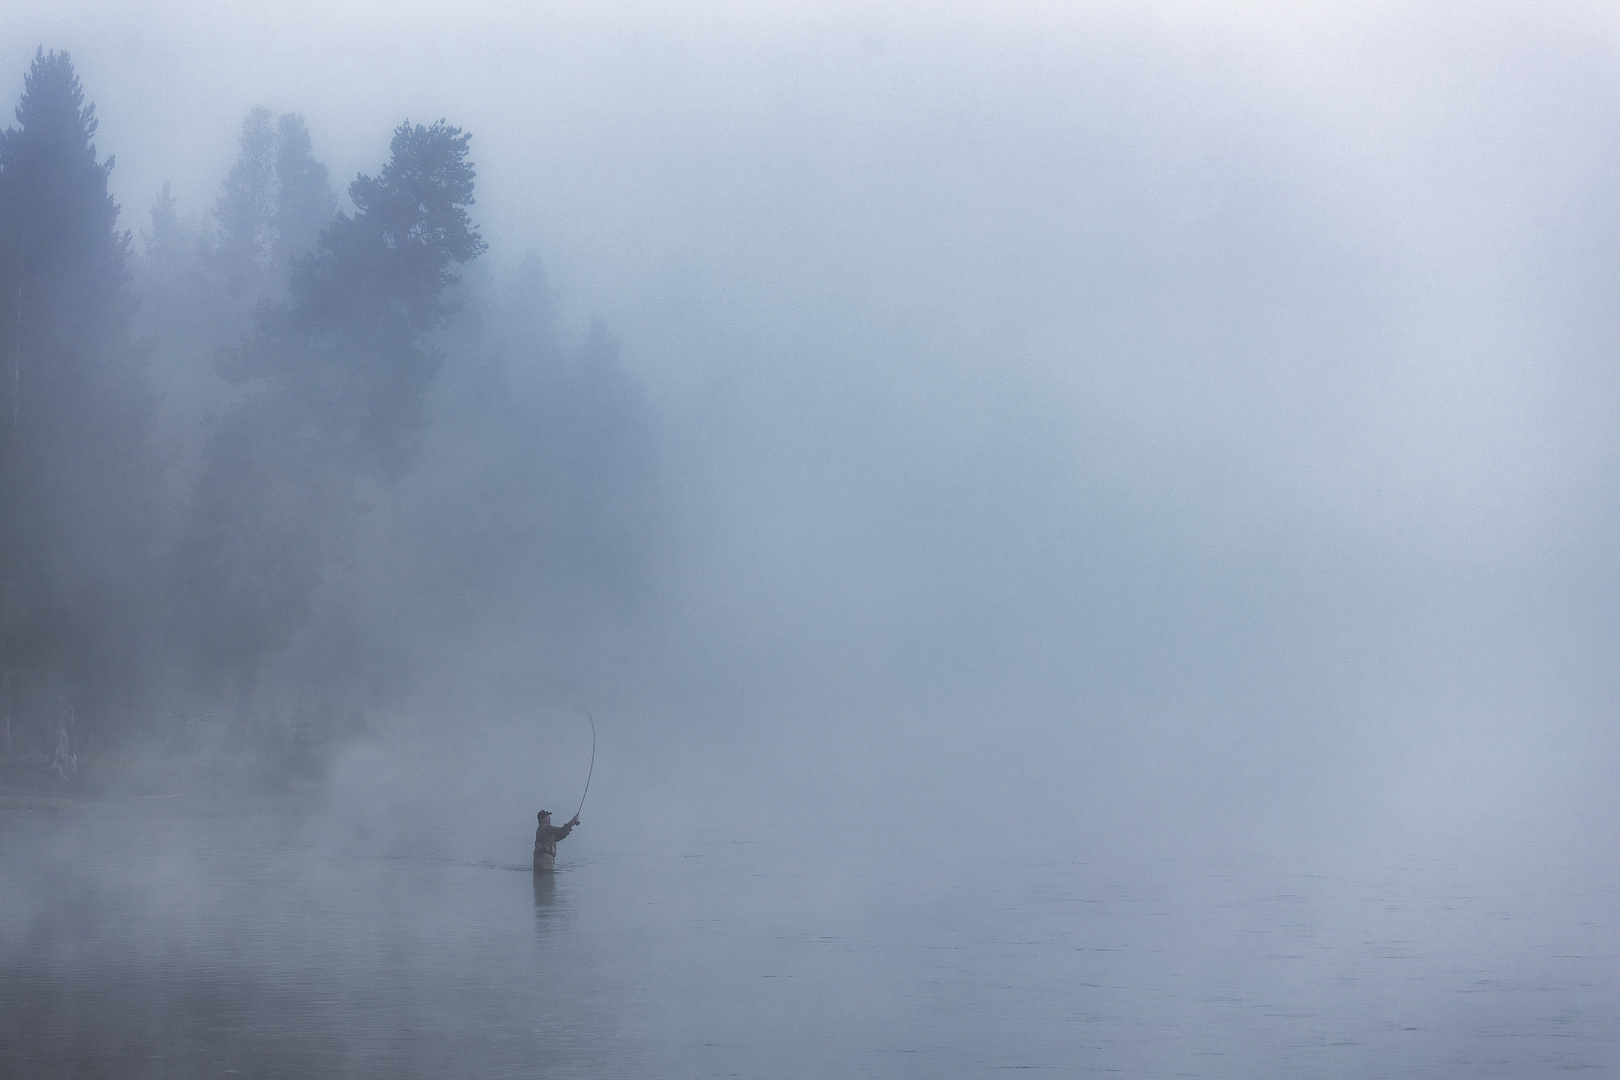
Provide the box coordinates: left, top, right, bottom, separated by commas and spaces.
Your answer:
0, 49, 656, 796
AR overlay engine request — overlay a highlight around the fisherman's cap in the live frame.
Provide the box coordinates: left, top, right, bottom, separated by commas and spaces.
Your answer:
538, 810, 551, 816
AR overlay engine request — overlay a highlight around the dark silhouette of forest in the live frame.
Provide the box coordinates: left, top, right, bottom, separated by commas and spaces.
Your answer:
0, 49, 656, 795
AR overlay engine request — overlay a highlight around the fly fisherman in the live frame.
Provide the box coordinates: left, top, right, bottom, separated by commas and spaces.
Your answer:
533, 810, 580, 871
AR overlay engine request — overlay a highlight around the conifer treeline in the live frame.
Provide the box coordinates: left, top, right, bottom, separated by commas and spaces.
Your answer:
0, 49, 655, 791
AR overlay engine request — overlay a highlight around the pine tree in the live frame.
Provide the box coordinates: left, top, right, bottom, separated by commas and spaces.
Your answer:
270, 113, 336, 288
140, 182, 186, 273
176, 120, 484, 721
211, 107, 276, 300
198, 109, 339, 330
0, 49, 161, 779
135, 181, 204, 345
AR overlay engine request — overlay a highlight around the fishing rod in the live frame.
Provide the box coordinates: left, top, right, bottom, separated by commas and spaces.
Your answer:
573, 704, 596, 821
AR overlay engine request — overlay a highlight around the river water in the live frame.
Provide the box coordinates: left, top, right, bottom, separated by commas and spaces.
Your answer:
3, 803, 1619, 1078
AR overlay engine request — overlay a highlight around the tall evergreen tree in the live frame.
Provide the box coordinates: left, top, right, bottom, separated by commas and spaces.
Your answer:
270, 113, 336, 288
135, 181, 207, 353
200, 109, 338, 321
0, 49, 161, 778
176, 120, 484, 720
140, 182, 187, 276
211, 107, 276, 300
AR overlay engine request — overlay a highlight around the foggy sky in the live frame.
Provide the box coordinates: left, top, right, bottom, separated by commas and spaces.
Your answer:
8, 1, 1620, 851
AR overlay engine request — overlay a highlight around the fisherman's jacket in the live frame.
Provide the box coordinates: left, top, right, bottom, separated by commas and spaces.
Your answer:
533, 821, 576, 870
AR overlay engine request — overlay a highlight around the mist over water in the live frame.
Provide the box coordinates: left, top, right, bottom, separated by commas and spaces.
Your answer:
9, 800, 1620, 1077
6, 2, 1620, 1076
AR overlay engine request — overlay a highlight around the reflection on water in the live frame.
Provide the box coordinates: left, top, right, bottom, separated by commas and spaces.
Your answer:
3, 808, 1620, 1078
533, 867, 562, 924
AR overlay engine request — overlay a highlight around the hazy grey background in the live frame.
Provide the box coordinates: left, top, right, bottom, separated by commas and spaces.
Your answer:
9, 3, 1620, 1076
7, 0, 1620, 918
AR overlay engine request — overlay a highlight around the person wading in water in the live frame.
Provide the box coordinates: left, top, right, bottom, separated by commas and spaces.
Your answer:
533, 810, 580, 871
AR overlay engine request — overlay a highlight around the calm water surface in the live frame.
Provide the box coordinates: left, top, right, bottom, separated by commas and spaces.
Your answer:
3, 806, 1618, 1078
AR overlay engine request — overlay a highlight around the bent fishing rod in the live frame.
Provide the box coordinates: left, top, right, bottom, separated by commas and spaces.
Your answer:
574, 704, 596, 821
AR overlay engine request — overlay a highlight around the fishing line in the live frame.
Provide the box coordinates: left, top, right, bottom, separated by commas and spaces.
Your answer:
574, 704, 596, 820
